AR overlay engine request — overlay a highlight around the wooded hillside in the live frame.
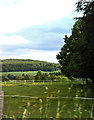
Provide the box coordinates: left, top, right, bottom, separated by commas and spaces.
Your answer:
1, 59, 60, 72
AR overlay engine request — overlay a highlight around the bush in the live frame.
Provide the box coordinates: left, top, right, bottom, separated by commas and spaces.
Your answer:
61, 76, 71, 81
2, 77, 9, 81
69, 76, 76, 80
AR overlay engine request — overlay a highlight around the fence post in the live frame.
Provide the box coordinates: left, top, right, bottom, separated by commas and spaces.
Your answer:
91, 104, 94, 119
43, 80, 44, 84
0, 91, 4, 120
24, 80, 26, 84
33, 80, 34, 83
51, 80, 52, 84
14, 80, 16, 84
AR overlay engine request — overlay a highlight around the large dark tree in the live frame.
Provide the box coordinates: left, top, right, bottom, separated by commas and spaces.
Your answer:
57, 0, 94, 83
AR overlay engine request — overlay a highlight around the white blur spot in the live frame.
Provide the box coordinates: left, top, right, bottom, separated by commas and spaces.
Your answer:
0, 35, 28, 45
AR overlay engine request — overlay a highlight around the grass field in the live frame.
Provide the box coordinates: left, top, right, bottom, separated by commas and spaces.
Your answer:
2, 81, 94, 119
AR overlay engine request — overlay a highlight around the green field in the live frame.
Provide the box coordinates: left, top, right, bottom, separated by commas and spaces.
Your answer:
2, 81, 94, 119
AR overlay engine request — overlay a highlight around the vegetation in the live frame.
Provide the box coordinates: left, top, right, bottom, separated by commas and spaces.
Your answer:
1, 59, 60, 72
57, 0, 94, 83
2, 81, 94, 118
2, 81, 94, 98
2, 70, 71, 82
1, 0, 94, 119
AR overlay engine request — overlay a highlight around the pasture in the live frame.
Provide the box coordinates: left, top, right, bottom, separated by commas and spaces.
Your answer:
2, 81, 94, 119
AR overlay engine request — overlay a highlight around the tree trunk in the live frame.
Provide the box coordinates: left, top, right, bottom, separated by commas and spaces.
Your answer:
92, 80, 94, 84
86, 79, 89, 85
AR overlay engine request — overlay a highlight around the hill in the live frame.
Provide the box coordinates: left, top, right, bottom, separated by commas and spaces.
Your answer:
1, 59, 60, 72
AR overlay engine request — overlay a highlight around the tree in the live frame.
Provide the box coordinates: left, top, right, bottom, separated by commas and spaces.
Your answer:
2, 77, 9, 81
57, 0, 94, 83
7, 74, 16, 80
16, 75, 23, 80
24, 74, 31, 80
50, 74, 57, 81
76, 0, 94, 82
35, 70, 43, 81
42, 73, 50, 81
57, 20, 85, 77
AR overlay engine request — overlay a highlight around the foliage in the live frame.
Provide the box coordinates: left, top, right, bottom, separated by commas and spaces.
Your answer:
35, 70, 43, 81
35, 70, 60, 81
23, 74, 34, 80
1, 59, 60, 72
2, 70, 72, 82
2, 77, 9, 81
57, 0, 94, 82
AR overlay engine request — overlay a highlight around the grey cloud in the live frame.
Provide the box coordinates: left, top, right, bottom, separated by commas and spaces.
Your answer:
1, 16, 74, 52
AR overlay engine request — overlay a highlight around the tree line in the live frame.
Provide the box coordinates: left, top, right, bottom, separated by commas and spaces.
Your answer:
1, 59, 60, 72
2, 70, 70, 82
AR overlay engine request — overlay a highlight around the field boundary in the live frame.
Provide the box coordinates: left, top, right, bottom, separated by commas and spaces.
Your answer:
2, 95, 94, 100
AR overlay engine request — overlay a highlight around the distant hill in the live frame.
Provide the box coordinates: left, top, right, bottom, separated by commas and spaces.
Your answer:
1, 59, 60, 72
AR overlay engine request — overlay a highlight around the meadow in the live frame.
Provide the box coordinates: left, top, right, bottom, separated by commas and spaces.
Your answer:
2, 81, 94, 119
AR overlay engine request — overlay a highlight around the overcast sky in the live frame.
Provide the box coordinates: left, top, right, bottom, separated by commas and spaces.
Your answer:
0, 0, 79, 63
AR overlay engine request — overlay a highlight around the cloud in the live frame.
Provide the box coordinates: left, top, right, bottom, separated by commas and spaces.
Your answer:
2, 17, 74, 50
1, 48, 59, 63
0, 0, 78, 63
0, 0, 76, 33
0, 16, 75, 62
1, 33, 64, 51
28, 16, 75, 34
0, 35, 28, 45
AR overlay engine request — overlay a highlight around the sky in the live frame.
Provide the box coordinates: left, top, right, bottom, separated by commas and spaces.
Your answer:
0, 0, 80, 63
